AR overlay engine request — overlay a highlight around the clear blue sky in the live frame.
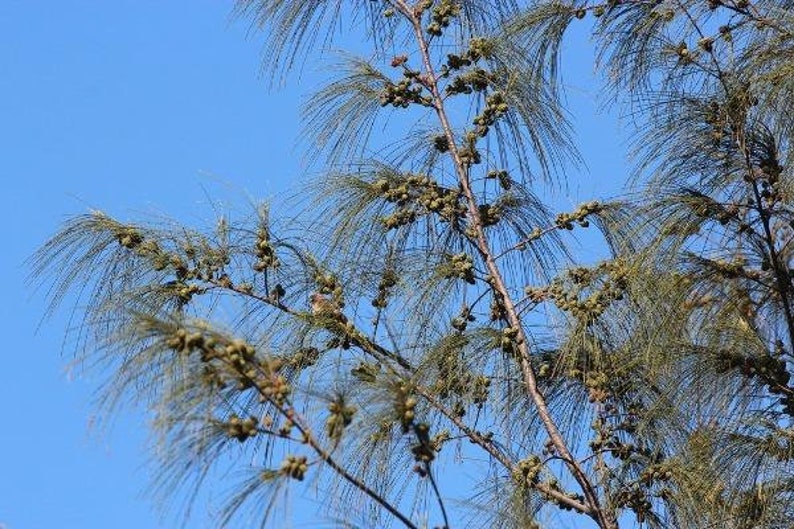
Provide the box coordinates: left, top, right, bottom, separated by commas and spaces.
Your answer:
1, 2, 625, 528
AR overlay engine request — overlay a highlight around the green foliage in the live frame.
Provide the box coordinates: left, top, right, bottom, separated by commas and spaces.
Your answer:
34, 1, 794, 528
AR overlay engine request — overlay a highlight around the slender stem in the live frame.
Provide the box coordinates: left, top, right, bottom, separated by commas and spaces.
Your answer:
745, 160, 794, 349
720, 0, 793, 36
678, 0, 794, 352
238, 364, 420, 529
416, 386, 593, 514
493, 224, 558, 261
292, 416, 419, 529
389, 3, 615, 527
348, 336, 590, 514
426, 464, 451, 529
346, 329, 593, 515
215, 343, 418, 529
295, 421, 419, 529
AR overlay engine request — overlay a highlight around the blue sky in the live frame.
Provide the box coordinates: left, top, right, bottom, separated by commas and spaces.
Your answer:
1, 2, 626, 528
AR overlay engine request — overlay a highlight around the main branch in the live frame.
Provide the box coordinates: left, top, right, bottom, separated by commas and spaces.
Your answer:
389, 1, 616, 527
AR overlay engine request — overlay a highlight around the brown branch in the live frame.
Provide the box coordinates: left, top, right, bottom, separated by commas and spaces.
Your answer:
230, 359, 420, 529
676, 1, 794, 351
386, 3, 616, 526
286, 411, 419, 529
415, 386, 593, 515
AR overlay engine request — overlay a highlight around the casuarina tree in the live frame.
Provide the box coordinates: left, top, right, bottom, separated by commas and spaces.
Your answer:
35, 0, 793, 528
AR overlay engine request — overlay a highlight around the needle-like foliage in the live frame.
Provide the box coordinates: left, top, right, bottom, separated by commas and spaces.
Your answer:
34, 0, 793, 528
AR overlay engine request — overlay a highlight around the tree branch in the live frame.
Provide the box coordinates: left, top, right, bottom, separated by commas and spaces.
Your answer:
386, 3, 615, 526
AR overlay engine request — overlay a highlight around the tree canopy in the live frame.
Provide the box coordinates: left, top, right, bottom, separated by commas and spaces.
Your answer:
35, 0, 794, 528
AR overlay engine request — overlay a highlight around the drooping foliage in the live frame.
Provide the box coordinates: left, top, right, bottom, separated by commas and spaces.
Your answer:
34, 0, 793, 528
